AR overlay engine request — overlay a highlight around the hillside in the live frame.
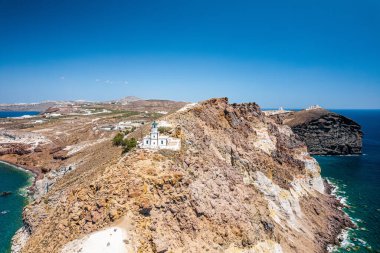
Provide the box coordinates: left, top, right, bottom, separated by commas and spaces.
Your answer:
11, 98, 351, 253
122, 99, 188, 113
0, 102, 59, 112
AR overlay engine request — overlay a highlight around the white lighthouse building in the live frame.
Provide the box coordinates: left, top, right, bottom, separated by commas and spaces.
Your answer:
140, 121, 180, 150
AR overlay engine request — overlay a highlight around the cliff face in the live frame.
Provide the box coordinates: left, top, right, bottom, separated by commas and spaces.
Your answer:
277, 108, 362, 155
13, 98, 351, 253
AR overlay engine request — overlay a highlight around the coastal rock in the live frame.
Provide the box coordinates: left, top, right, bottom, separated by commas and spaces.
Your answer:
43, 107, 60, 114
52, 151, 69, 160
0, 143, 32, 156
271, 108, 362, 155
0, 191, 12, 197
11, 227, 30, 253
48, 146, 62, 154
32, 165, 75, 200
12, 98, 352, 253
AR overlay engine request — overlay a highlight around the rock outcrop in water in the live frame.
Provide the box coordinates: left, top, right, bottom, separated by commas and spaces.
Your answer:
270, 108, 362, 155
12, 98, 352, 253
0, 191, 12, 197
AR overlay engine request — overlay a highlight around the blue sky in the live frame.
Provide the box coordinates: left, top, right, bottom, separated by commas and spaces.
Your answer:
0, 0, 379, 108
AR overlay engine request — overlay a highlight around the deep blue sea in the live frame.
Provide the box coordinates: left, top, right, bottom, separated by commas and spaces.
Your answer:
315, 110, 380, 252
0, 111, 39, 118
0, 162, 32, 253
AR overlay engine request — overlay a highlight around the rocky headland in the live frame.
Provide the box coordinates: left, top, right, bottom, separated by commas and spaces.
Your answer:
267, 108, 362, 155
3, 98, 354, 253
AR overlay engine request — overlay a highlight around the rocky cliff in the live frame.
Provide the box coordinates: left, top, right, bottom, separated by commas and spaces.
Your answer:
272, 108, 362, 155
12, 98, 352, 253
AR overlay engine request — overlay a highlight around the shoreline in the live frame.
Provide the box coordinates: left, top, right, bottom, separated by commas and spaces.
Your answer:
326, 178, 353, 253
313, 154, 362, 157
0, 160, 35, 253
324, 178, 369, 252
0, 160, 39, 192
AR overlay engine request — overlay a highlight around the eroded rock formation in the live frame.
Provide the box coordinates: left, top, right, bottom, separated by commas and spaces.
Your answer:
12, 98, 352, 253
273, 108, 362, 155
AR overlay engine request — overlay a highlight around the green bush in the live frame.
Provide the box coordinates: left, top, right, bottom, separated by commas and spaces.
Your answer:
112, 132, 124, 146
122, 138, 137, 153
158, 126, 171, 134
124, 126, 136, 135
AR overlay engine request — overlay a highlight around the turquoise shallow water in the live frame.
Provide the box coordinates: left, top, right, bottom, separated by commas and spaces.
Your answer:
0, 111, 36, 253
0, 162, 32, 253
315, 110, 380, 252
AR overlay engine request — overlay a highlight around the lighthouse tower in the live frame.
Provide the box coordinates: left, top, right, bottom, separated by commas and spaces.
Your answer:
150, 121, 159, 147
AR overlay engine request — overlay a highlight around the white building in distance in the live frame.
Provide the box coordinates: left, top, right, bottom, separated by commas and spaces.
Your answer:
140, 121, 181, 151
305, 105, 322, 110
262, 107, 291, 116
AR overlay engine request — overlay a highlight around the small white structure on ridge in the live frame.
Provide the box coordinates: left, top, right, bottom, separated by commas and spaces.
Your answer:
140, 121, 181, 151
262, 106, 290, 116
305, 105, 322, 110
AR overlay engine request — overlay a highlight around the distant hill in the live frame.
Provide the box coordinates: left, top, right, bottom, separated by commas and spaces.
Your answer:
122, 99, 188, 113
107, 96, 141, 105
0, 102, 59, 112
0, 97, 189, 115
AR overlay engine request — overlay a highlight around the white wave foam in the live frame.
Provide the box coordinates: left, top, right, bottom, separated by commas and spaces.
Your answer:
6, 114, 36, 119
16, 172, 34, 199
325, 178, 373, 252
327, 229, 353, 252
326, 178, 350, 206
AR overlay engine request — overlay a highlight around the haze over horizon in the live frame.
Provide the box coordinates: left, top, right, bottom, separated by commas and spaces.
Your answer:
1, 0, 379, 109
